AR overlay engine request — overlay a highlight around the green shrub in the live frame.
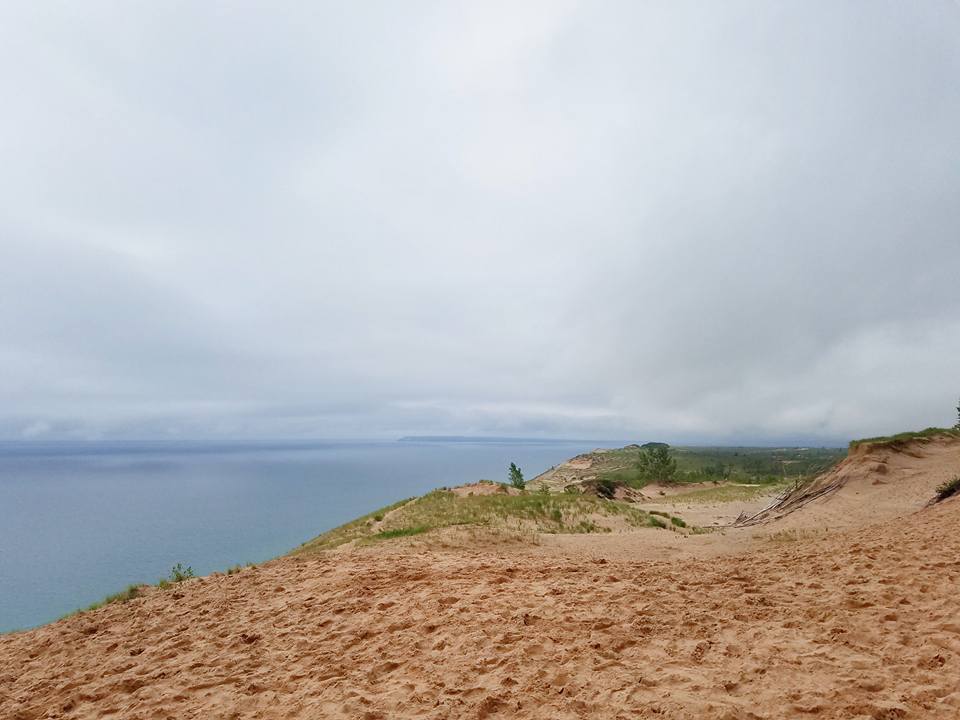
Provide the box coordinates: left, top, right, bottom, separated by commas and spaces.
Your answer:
168, 563, 195, 583
595, 478, 617, 499
648, 516, 667, 529
935, 476, 960, 502
670, 516, 687, 528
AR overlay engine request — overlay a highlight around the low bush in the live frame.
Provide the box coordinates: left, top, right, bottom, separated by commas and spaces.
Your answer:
169, 563, 194, 583
935, 476, 960, 502
595, 478, 617, 499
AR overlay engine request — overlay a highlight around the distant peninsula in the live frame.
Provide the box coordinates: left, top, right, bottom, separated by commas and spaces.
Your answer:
396, 435, 609, 444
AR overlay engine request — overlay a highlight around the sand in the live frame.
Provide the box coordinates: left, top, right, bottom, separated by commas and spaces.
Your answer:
3, 438, 960, 719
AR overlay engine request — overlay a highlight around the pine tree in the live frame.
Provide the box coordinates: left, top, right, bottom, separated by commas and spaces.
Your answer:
636, 445, 678, 484
508, 462, 525, 489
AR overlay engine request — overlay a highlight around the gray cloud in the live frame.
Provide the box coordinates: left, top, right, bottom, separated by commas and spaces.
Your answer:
2, 1, 959, 443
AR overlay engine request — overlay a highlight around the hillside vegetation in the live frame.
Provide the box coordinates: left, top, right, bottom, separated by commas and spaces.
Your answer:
294, 486, 693, 553
849, 426, 960, 449
531, 444, 844, 492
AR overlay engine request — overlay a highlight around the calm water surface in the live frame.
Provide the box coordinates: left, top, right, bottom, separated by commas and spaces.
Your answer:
0, 439, 617, 632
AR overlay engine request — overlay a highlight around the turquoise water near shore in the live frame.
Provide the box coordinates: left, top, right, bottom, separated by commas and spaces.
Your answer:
0, 439, 618, 632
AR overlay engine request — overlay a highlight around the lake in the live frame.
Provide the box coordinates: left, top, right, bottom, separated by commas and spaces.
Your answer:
0, 438, 618, 632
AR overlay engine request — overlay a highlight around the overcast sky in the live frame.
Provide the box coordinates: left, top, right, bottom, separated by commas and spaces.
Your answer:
1, 1, 959, 444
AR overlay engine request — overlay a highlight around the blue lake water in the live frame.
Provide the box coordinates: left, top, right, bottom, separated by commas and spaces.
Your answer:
0, 439, 618, 632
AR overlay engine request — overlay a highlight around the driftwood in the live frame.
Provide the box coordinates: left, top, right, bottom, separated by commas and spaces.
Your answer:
732, 477, 846, 527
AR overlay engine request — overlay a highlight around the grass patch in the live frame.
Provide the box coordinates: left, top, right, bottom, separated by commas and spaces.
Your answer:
670, 516, 687, 528
644, 482, 788, 505
58, 561, 198, 622
56, 584, 143, 621
294, 490, 687, 551
78, 584, 142, 615
293, 497, 415, 552
935, 476, 960, 502
850, 427, 960, 450
373, 525, 429, 540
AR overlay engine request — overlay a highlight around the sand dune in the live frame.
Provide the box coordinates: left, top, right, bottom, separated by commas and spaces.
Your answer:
737, 434, 960, 530
3, 439, 960, 719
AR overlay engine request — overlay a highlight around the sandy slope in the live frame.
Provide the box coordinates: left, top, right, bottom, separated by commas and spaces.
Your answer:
3, 440, 960, 719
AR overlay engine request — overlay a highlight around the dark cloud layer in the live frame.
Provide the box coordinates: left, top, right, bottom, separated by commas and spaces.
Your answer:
2, 2, 959, 443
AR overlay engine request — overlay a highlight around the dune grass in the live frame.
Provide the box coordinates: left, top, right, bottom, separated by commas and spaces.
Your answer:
850, 427, 959, 450
50, 585, 141, 623
292, 497, 415, 553
373, 525, 430, 540
77, 584, 142, 614
57, 563, 198, 622
294, 490, 691, 553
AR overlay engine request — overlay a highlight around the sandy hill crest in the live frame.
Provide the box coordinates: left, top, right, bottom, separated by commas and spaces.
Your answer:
735, 432, 960, 529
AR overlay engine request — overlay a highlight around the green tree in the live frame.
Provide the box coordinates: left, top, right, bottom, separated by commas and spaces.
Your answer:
640, 441, 669, 451
636, 445, 677, 484
508, 462, 525, 489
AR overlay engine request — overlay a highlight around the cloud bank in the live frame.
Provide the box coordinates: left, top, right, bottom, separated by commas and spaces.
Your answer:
2, 1, 959, 443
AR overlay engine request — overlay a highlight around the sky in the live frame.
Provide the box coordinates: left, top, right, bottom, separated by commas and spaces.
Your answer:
1, 1, 959, 445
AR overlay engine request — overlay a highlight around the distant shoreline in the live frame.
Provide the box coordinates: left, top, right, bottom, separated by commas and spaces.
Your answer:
396, 436, 621, 444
